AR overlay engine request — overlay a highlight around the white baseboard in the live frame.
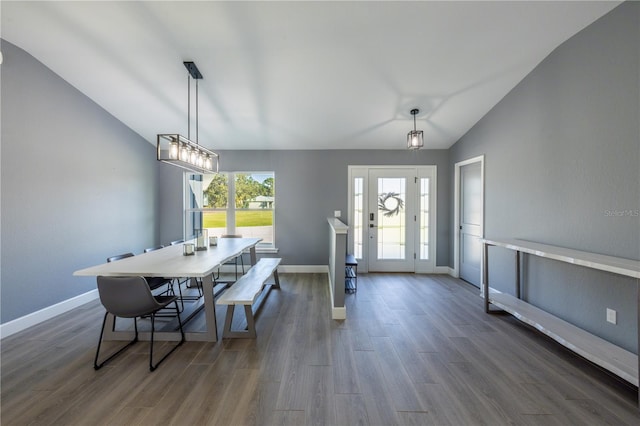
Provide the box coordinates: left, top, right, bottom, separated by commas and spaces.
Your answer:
332, 306, 346, 320
218, 264, 328, 274
326, 269, 347, 320
433, 266, 450, 274
0, 265, 332, 339
278, 265, 329, 273
1, 264, 460, 339
0, 289, 99, 340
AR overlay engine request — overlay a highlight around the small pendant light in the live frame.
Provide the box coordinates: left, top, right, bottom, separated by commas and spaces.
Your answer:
407, 108, 424, 150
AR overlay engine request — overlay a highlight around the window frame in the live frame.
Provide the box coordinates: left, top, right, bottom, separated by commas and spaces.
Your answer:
184, 171, 276, 250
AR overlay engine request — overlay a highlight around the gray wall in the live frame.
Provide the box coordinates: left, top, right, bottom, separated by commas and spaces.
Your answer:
1, 40, 161, 323
158, 161, 185, 245
449, 2, 639, 352
159, 150, 450, 267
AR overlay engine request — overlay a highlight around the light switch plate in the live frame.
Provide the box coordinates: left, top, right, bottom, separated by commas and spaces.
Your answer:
334, 210, 341, 218
606, 308, 617, 324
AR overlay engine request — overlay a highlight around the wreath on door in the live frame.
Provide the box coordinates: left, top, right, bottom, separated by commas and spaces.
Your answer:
378, 192, 404, 217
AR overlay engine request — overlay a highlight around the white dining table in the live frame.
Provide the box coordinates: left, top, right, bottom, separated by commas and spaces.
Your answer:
74, 237, 262, 342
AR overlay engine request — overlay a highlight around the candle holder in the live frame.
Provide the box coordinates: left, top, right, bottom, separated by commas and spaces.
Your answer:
195, 229, 208, 251
209, 236, 218, 246
183, 243, 195, 256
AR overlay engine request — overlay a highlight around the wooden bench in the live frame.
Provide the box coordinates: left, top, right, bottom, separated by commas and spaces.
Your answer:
216, 257, 281, 338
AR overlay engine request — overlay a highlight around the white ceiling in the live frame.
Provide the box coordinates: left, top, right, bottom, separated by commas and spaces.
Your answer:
1, 1, 620, 150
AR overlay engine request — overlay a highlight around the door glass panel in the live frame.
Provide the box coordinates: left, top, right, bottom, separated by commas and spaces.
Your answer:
420, 177, 429, 260
353, 177, 364, 259
377, 177, 406, 260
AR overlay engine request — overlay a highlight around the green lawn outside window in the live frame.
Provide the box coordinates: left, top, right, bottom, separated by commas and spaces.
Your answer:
203, 210, 273, 228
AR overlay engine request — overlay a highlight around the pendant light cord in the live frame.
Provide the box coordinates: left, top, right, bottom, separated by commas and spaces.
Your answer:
196, 79, 199, 145
187, 74, 191, 140
185, 72, 200, 145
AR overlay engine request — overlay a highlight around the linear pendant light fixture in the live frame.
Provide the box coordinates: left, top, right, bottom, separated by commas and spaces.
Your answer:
157, 61, 219, 174
407, 108, 424, 150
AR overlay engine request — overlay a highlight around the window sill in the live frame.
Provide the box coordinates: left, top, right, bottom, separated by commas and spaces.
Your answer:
238, 246, 278, 254
255, 246, 279, 254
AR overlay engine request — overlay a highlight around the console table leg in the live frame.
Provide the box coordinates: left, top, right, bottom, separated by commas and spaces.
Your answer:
483, 242, 490, 313
516, 251, 521, 299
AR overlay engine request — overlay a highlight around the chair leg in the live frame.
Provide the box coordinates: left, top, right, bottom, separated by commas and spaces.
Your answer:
169, 279, 185, 312
197, 278, 203, 297
234, 258, 239, 281
176, 280, 184, 311
153, 283, 185, 318
233, 255, 246, 281
176, 277, 202, 302
273, 269, 281, 289
94, 312, 138, 370
149, 301, 185, 372
191, 277, 204, 298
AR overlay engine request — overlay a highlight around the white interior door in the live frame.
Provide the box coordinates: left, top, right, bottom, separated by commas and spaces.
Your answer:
459, 161, 483, 286
368, 168, 416, 272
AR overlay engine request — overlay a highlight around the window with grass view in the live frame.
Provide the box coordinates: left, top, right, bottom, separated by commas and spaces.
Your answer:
185, 172, 274, 245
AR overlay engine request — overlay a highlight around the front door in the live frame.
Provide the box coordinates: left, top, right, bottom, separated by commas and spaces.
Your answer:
368, 168, 416, 272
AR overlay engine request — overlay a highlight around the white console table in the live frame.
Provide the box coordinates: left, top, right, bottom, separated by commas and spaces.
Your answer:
481, 238, 640, 395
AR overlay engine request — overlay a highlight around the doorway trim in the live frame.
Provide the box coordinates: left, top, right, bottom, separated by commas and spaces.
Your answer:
347, 165, 437, 273
453, 155, 485, 280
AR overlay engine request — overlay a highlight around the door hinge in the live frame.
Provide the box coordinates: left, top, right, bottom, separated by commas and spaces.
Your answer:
414, 215, 417, 221
414, 253, 416, 259
414, 177, 418, 183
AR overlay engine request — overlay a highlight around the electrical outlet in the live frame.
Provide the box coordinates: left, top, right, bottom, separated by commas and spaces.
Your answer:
334, 210, 341, 218
606, 308, 617, 324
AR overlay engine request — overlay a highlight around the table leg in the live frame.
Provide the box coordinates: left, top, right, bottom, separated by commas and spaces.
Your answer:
249, 245, 257, 266
200, 273, 218, 342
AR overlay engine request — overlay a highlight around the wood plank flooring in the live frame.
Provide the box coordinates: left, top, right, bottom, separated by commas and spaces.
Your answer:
2, 273, 639, 425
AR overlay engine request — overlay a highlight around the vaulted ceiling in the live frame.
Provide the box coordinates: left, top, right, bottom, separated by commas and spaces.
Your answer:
1, 1, 620, 150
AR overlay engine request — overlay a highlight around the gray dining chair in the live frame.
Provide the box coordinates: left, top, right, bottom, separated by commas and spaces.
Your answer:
107, 252, 134, 263
94, 276, 185, 372
144, 246, 183, 310
107, 252, 170, 294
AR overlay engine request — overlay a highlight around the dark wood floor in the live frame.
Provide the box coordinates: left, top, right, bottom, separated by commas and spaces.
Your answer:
2, 273, 639, 425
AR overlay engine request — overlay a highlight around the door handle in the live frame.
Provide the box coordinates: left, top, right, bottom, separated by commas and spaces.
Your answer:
370, 213, 374, 221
